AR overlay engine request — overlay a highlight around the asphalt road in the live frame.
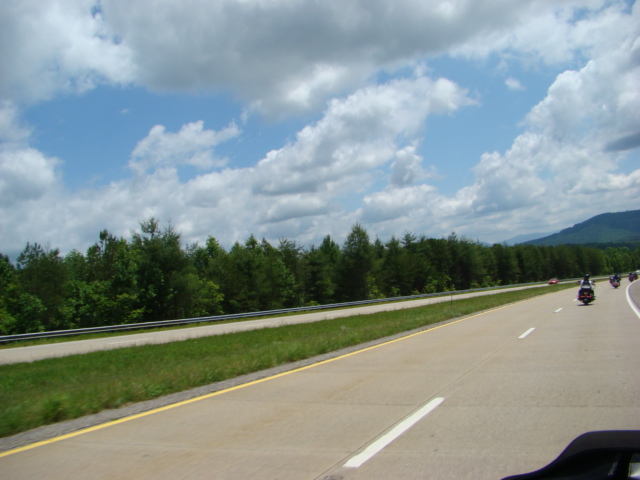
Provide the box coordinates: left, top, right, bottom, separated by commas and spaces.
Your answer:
1, 282, 639, 479
0, 284, 549, 365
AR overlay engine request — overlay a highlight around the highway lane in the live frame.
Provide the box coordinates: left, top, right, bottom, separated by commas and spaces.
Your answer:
0, 284, 549, 365
332, 280, 640, 480
1, 282, 639, 479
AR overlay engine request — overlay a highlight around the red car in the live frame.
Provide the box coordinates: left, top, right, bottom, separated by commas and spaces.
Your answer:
548, 278, 559, 285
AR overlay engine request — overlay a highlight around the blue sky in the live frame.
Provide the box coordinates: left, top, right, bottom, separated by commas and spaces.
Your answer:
1, 0, 639, 259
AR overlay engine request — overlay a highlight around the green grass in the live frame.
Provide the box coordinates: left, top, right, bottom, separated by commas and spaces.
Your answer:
0, 296, 443, 349
0, 284, 570, 438
0, 284, 552, 350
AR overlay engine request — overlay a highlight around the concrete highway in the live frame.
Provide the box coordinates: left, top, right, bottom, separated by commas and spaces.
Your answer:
1, 281, 639, 479
0, 284, 550, 365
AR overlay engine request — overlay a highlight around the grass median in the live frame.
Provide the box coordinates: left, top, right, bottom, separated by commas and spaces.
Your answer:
0, 284, 571, 438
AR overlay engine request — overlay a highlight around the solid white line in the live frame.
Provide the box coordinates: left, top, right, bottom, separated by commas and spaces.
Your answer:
519, 328, 535, 339
344, 397, 444, 468
625, 283, 640, 320
554, 308, 563, 313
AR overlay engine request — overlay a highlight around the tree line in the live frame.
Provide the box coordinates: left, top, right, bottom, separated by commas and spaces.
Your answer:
1, 219, 639, 335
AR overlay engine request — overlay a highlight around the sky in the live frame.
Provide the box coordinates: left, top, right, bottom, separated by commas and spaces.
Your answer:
1, 0, 639, 260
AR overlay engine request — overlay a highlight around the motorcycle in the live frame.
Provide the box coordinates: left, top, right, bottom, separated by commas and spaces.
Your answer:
611, 281, 620, 289
577, 286, 595, 305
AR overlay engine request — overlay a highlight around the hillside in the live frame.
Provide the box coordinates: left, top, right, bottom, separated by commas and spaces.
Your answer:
524, 210, 640, 246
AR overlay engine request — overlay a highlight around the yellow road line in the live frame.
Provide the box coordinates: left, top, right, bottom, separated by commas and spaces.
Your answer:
0, 301, 519, 458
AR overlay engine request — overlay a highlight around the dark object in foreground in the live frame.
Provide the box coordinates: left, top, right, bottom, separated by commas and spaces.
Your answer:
503, 431, 640, 480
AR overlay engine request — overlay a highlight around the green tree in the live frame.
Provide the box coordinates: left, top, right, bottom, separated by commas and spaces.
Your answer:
0, 254, 19, 334
216, 236, 295, 313
424, 238, 454, 291
514, 245, 546, 283
277, 239, 307, 306
379, 236, 405, 297
15, 243, 71, 331
491, 243, 520, 286
477, 245, 498, 287
131, 219, 198, 321
338, 224, 373, 300
65, 231, 143, 328
554, 245, 578, 278
304, 236, 340, 305
604, 247, 634, 274
447, 234, 485, 289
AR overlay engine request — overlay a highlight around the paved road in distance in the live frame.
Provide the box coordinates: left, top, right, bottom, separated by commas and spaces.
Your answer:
2, 282, 639, 479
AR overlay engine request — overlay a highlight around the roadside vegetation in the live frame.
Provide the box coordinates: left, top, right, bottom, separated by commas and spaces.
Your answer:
2, 218, 638, 336
0, 283, 573, 438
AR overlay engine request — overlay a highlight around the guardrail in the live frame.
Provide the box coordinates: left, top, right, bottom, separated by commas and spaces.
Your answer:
0, 280, 575, 343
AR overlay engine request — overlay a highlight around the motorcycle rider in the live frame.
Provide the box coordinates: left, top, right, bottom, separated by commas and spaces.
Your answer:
580, 274, 594, 287
579, 274, 595, 299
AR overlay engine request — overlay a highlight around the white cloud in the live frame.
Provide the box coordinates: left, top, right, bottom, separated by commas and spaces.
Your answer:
129, 121, 241, 175
0, 72, 473, 255
95, 0, 628, 116
0, 149, 68, 257
523, 18, 640, 154
0, 147, 61, 208
253, 75, 472, 197
505, 77, 524, 91
0, 0, 134, 103
360, 185, 439, 223
439, 9, 640, 240
1, 0, 634, 117
0, 102, 31, 144
390, 146, 431, 187
264, 196, 334, 224
1, 0, 639, 257
0, 102, 61, 210
451, 0, 632, 65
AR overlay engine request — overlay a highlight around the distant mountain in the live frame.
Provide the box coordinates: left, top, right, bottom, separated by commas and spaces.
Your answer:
504, 231, 555, 245
524, 210, 640, 246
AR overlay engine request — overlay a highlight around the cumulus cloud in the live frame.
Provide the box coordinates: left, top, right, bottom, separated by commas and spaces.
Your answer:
0, 102, 31, 144
0, 103, 61, 210
0, 0, 634, 115
253, 75, 471, 197
360, 185, 439, 224
356, 1, 640, 243
0, 0, 615, 114
0, 71, 472, 255
0, 0, 134, 103
129, 121, 241, 175
1, 0, 639, 257
0, 148, 61, 208
441, 9, 640, 239
451, 0, 634, 64
2, 0, 634, 116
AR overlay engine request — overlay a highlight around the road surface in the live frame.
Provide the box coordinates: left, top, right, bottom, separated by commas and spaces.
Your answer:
1, 282, 639, 479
